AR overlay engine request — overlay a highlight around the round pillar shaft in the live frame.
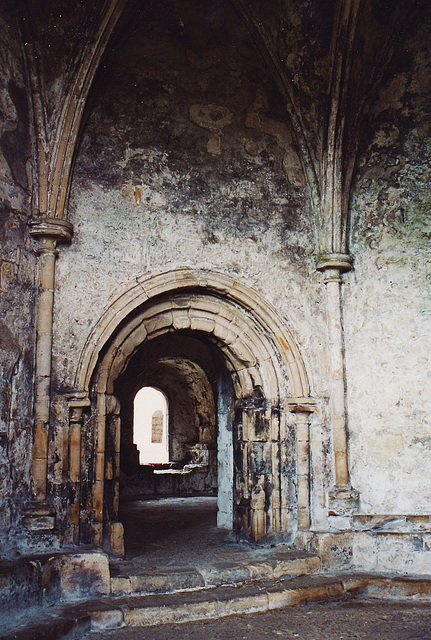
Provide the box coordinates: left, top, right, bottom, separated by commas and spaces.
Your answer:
316, 254, 359, 515
29, 218, 73, 501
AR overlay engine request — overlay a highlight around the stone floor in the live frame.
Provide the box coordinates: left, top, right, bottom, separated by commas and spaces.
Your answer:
84, 600, 431, 639
113, 496, 316, 582
119, 495, 223, 563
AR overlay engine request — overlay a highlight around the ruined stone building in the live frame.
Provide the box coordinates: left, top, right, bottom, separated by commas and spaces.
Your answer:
0, 0, 431, 617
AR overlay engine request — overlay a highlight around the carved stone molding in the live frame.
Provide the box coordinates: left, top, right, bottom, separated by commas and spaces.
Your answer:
287, 397, 317, 414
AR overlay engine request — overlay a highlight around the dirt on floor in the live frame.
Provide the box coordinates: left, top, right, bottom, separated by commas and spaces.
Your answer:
85, 600, 431, 640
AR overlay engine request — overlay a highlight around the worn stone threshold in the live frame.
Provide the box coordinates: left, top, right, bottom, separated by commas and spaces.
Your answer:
110, 547, 320, 596
3, 573, 431, 640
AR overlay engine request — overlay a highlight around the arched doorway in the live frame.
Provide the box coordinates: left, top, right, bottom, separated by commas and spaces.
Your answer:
72, 269, 312, 554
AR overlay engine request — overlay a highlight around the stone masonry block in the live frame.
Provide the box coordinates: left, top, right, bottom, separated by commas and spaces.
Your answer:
46, 552, 110, 601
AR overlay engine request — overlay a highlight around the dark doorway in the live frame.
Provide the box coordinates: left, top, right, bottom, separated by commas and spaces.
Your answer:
113, 332, 234, 556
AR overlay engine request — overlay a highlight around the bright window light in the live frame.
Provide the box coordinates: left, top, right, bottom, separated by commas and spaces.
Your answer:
133, 387, 169, 464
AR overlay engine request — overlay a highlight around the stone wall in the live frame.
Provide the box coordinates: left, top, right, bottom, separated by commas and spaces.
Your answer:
50, 0, 431, 538
0, 0, 429, 566
346, 16, 431, 515
51, 0, 331, 538
0, 5, 35, 555
53, 0, 322, 399
53, 12, 325, 378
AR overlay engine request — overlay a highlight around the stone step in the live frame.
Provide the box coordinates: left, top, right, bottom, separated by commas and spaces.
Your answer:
110, 549, 321, 596
4, 574, 431, 639
94, 574, 346, 631
0, 573, 339, 640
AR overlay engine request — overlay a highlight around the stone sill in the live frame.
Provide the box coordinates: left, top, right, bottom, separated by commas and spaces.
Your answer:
154, 464, 208, 476
321, 514, 431, 533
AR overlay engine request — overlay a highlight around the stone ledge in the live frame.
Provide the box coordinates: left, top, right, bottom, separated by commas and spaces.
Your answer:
312, 514, 431, 534
352, 514, 431, 532
301, 529, 431, 575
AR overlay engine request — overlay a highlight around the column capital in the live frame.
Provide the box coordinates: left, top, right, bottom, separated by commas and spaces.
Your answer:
28, 217, 73, 245
65, 393, 91, 424
106, 394, 121, 416
315, 253, 353, 274
66, 391, 91, 410
287, 397, 317, 414
328, 484, 360, 516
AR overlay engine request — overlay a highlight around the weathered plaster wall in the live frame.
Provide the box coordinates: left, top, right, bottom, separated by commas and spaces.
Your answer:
43, 4, 321, 546
54, 5, 328, 400
346, 19, 431, 514
0, 5, 35, 554
52, 1, 332, 531
48, 0, 431, 539
0, 0, 429, 576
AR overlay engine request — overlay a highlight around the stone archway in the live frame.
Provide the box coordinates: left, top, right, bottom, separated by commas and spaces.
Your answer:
70, 269, 314, 553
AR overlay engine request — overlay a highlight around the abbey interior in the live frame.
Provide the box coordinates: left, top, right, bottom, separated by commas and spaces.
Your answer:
0, 0, 431, 635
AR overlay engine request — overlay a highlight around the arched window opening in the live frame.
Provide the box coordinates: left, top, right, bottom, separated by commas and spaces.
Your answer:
133, 387, 168, 464
151, 410, 164, 443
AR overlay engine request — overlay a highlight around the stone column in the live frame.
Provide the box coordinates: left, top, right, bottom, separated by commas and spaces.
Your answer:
104, 395, 124, 557
93, 392, 106, 546
288, 398, 316, 531
28, 219, 73, 502
67, 393, 90, 544
250, 476, 266, 542
316, 253, 359, 515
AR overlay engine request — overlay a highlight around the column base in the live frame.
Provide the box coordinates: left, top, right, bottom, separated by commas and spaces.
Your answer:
328, 484, 359, 516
